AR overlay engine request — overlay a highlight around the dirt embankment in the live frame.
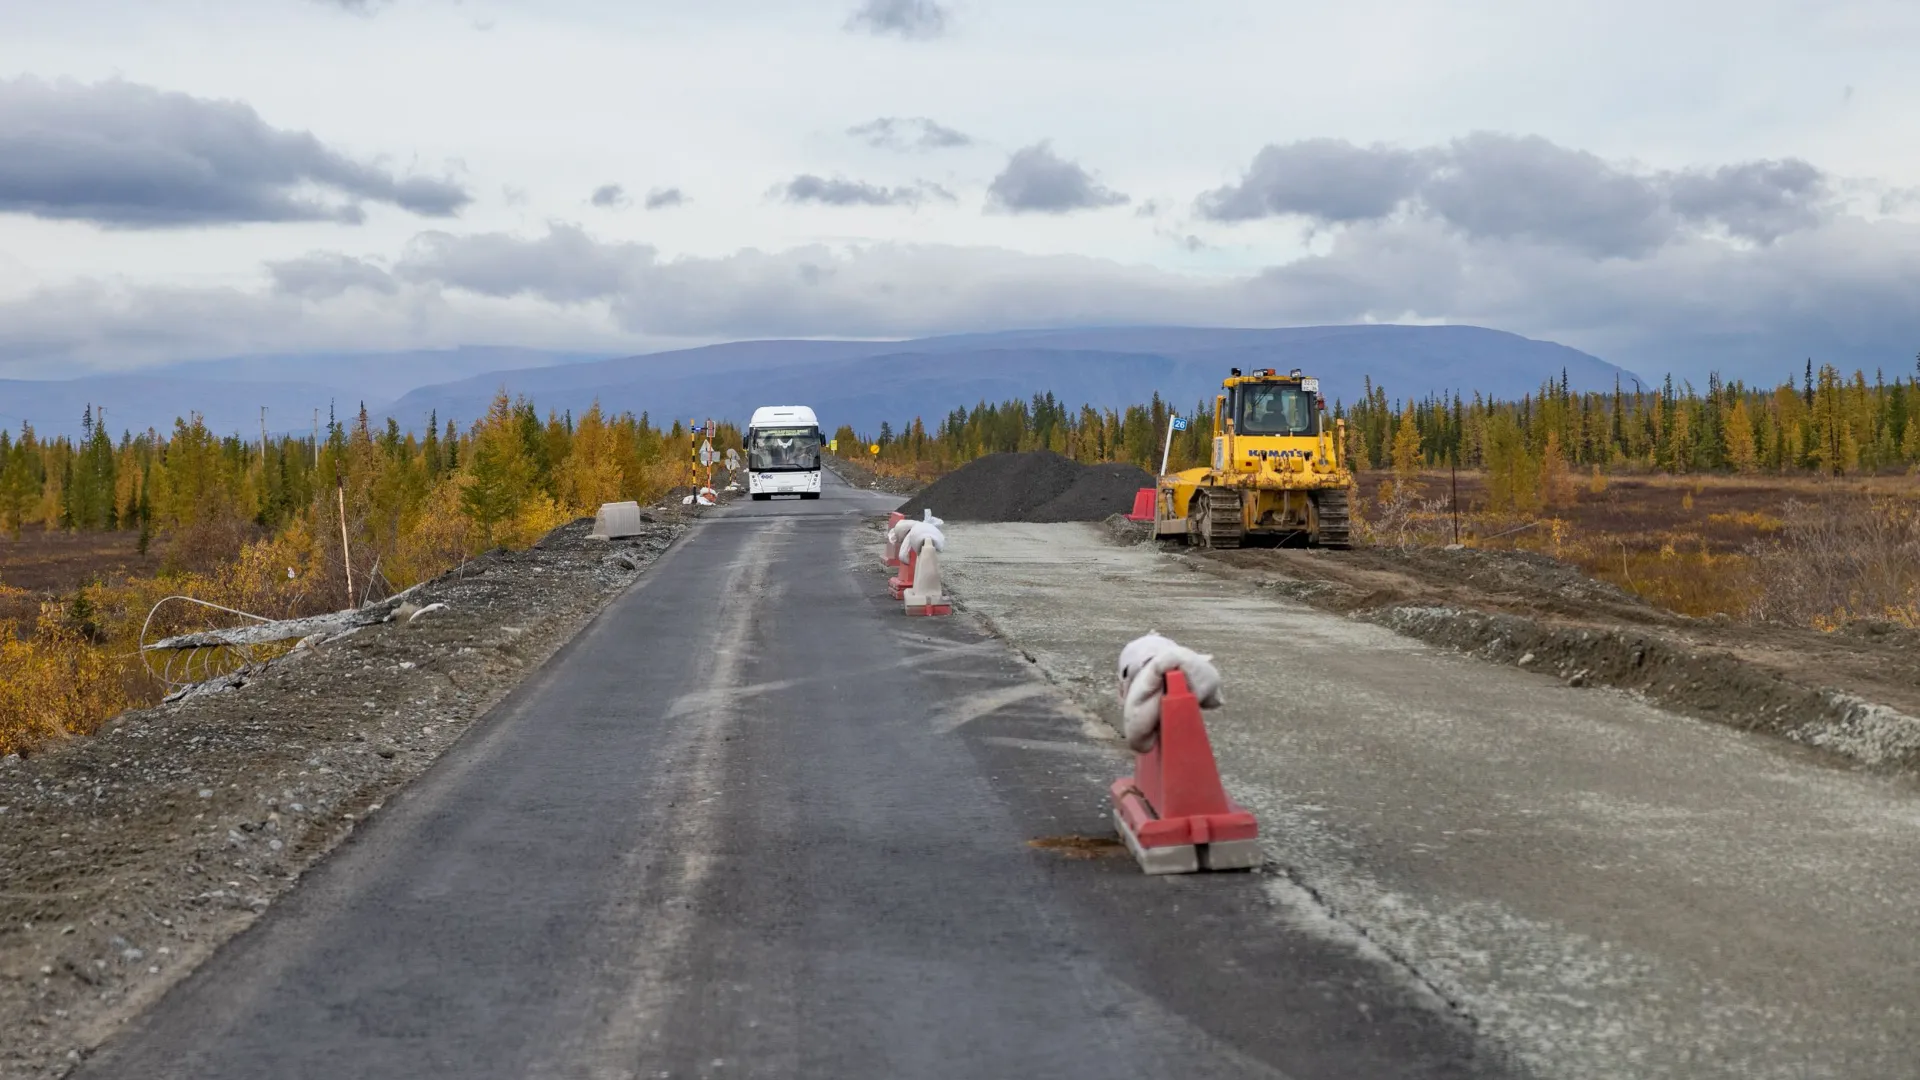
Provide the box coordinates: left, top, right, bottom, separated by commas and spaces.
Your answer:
1136, 534, 1920, 772
0, 513, 688, 1078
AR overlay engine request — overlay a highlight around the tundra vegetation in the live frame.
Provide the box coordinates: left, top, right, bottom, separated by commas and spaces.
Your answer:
7, 362, 1919, 754
0, 392, 727, 754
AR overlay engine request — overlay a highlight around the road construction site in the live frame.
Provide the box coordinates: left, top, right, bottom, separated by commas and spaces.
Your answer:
3, 464, 1917, 1079
942, 520, 1920, 1079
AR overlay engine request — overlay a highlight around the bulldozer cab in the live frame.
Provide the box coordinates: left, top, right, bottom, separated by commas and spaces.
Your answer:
1232, 382, 1318, 437
1219, 371, 1321, 440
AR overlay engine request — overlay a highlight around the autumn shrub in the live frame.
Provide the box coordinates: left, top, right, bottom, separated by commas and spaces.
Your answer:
1748, 498, 1920, 628
1581, 543, 1759, 618
1357, 482, 1455, 548
0, 604, 129, 756
389, 482, 470, 588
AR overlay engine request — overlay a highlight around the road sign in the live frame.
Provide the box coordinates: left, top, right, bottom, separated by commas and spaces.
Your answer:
869, 444, 880, 455
1171, 415, 1189, 431
698, 440, 716, 467
829, 439, 838, 452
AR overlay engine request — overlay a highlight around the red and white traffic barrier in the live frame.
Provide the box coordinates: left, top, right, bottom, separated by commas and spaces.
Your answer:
889, 545, 917, 600
887, 511, 942, 600
1109, 634, 1257, 874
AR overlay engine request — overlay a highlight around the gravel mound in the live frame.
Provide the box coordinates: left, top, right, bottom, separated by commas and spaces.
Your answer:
899, 451, 1152, 523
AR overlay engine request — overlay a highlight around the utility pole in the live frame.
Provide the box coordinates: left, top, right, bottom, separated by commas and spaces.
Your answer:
259, 406, 268, 459
312, 410, 320, 467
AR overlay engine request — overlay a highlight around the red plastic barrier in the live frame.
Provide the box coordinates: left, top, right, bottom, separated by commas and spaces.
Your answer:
888, 546, 917, 600
1110, 670, 1258, 872
1126, 487, 1156, 522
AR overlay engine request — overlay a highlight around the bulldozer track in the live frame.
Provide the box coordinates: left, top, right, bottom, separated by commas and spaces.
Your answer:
1194, 487, 1246, 549
1312, 488, 1352, 549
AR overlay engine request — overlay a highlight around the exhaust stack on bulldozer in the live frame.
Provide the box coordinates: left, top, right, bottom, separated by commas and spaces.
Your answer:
1153, 367, 1353, 549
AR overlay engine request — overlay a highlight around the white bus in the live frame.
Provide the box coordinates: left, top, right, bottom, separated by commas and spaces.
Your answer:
746, 405, 825, 500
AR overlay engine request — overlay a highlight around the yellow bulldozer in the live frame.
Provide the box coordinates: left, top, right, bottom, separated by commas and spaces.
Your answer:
1153, 367, 1353, 548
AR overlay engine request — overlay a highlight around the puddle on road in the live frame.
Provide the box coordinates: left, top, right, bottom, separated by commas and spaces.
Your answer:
1028, 835, 1128, 859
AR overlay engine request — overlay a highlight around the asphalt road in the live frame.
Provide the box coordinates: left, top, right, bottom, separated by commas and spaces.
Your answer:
80, 471, 1512, 1080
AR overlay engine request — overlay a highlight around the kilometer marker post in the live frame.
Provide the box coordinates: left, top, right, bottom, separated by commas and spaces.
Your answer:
1159, 414, 1188, 477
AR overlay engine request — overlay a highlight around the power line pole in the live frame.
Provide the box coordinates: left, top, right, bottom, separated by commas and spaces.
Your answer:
312, 410, 320, 467
260, 406, 268, 459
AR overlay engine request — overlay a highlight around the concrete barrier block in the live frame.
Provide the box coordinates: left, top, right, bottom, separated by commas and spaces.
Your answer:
590, 501, 646, 540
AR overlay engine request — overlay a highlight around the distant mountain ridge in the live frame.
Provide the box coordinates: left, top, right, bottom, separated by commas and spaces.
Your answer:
383, 325, 1639, 434
2, 326, 1639, 439
0, 347, 606, 439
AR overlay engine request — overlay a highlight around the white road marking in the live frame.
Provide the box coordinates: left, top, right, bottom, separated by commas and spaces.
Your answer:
927, 683, 1055, 734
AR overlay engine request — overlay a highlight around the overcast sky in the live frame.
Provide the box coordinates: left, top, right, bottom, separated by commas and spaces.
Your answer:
3, 0, 1918, 382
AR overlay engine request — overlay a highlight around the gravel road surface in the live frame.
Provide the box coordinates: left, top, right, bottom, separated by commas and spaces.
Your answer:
942, 522, 1920, 1080
73, 472, 1506, 1079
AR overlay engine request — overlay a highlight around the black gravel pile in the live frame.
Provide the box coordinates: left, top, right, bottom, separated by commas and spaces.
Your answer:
898, 451, 1153, 523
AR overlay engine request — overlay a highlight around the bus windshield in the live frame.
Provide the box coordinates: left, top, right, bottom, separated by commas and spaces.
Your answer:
748, 426, 823, 471
1237, 385, 1318, 436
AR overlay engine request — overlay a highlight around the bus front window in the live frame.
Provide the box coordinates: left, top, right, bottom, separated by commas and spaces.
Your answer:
749, 428, 823, 470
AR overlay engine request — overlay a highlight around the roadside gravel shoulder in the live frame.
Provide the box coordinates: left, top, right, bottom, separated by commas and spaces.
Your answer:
1141, 527, 1920, 773
940, 521, 1920, 1080
0, 515, 687, 1079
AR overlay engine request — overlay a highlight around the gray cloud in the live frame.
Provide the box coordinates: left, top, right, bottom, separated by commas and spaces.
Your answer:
986, 143, 1129, 214
1425, 133, 1671, 257
846, 0, 950, 39
779, 174, 952, 207
0, 77, 470, 227
311, 217, 1920, 378
310, 0, 392, 14
644, 187, 687, 210
9, 200, 1919, 386
590, 184, 630, 209
848, 116, 972, 151
1881, 187, 1920, 215
268, 253, 397, 299
1666, 159, 1826, 243
1202, 133, 1832, 259
1198, 139, 1433, 224
397, 224, 644, 304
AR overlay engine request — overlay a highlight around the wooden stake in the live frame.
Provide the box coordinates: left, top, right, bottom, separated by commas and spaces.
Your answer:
1451, 460, 1460, 544
337, 476, 354, 608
